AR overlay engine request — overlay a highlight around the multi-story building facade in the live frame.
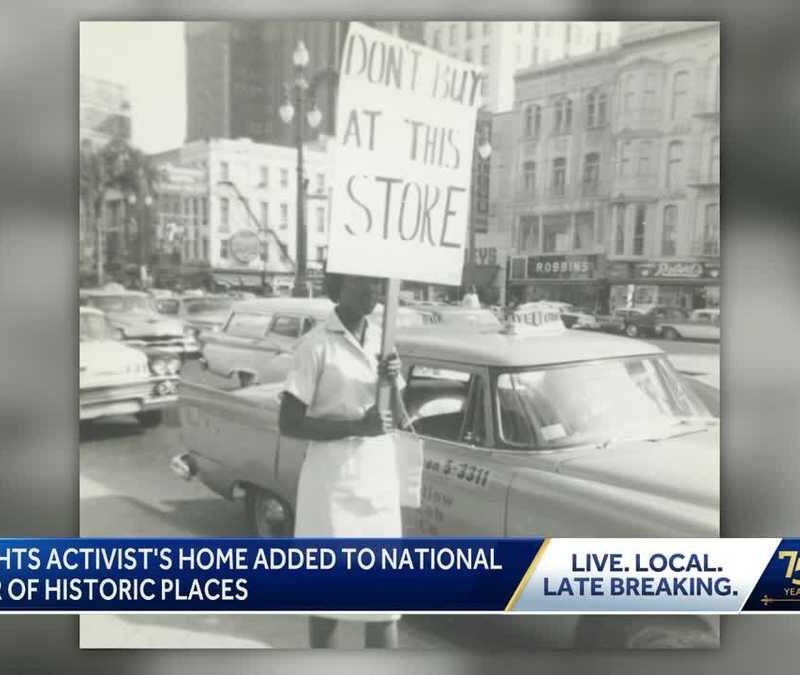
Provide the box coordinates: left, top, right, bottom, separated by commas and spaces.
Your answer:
495, 22, 719, 312
424, 22, 619, 113
185, 21, 346, 147
150, 136, 333, 293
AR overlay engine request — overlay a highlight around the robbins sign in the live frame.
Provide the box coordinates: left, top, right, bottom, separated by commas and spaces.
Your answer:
509, 255, 598, 280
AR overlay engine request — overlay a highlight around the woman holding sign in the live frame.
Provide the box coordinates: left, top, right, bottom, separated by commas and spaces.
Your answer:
279, 272, 404, 649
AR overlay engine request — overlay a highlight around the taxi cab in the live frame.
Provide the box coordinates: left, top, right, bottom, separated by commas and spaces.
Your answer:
172, 314, 718, 647
171, 313, 718, 647
80, 307, 179, 426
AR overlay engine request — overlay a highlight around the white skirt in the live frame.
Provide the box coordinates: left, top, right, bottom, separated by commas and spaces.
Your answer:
294, 433, 402, 622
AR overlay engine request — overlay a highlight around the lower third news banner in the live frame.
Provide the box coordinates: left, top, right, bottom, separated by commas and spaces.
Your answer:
0, 539, 797, 613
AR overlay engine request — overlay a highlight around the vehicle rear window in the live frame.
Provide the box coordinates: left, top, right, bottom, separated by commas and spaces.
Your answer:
270, 315, 303, 339
225, 312, 271, 338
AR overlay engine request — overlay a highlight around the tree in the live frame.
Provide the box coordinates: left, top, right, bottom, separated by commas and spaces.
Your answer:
79, 135, 164, 285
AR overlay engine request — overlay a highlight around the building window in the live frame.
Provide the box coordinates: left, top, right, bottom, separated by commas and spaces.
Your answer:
637, 140, 652, 176
619, 141, 632, 177
316, 173, 325, 193
203, 237, 209, 260
483, 22, 491, 36
582, 153, 600, 194
316, 207, 325, 233
316, 246, 326, 262
280, 203, 288, 229
586, 91, 607, 127
481, 45, 489, 65
574, 212, 594, 250
220, 239, 229, 259
671, 70, 690, 119
554, 98, 572, 133
260, 201, 269, 228
666, 140, 684, 190
662, 205, 678, 256
523, 161, 536, 193
220, 161, 229, 181
280, 168, 288, 188
643, 73, 658, 109
633, 204, 647, 255
551, 157, 566, 195
542, 214, 570, 253
220, 197, 229, 232
466, 22, 473, 39
710, 135, 720, 181
704, 203, 719, 254
614, 205, 626, 254
623, 72, 637, 112
518, 215, 539, 251
449, 24, 456, 46
259, 166, 269, 187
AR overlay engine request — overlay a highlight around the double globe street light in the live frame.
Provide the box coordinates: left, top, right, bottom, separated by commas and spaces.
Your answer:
278, 40, 324, 298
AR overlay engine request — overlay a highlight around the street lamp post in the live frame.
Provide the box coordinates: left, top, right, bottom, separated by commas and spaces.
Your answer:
279, 40, 323, 298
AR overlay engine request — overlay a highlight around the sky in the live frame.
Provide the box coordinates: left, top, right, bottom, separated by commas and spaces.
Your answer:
80, 22, 186, 153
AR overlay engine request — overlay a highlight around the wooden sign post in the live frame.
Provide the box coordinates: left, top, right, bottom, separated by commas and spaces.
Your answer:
376, 277, 401, 412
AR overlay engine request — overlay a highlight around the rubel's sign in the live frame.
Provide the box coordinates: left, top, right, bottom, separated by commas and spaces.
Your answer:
326, 22, 484, 286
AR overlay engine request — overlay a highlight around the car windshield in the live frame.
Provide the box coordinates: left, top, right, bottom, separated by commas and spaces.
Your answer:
184, 298, 234, 314
80, 313, 111, 341
88, 295, 155, 314
496, 355, 711, 449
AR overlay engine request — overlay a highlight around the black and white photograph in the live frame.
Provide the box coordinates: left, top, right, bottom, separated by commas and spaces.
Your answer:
78, 20, 721, 650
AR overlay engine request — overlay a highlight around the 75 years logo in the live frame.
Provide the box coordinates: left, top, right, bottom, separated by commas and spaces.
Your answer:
779, 550, 800, 588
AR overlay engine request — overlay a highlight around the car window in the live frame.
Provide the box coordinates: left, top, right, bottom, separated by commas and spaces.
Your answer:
301, 317, 315, 335
156, 298, 180, 315
403, 366, 473, 441
495, 356, 710, 450
225, 312, 272, 338
270, 315, 303, 339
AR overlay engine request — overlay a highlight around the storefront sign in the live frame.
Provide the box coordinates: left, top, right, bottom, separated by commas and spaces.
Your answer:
636, 262, 721, 281
326, 22, 484, 285
524, 255, 597, 280
229, 229, 260, 264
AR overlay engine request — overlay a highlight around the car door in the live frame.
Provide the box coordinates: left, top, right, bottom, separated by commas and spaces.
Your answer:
400, 360, 513, 537
690, 311, 719, 340
202, 311, 272, 377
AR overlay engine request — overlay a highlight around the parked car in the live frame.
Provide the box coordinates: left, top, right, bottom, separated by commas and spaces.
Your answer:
79, 307, 179, 426
172, 321, 718, 647
202, 298, 440, 387
656, 308, 721, 342
560, 307, 601, 330
609, 305, 689, 338
80, 285, 199, 358
155, 294, 235, 340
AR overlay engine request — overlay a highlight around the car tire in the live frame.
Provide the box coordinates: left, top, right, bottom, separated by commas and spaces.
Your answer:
136, 410, 163, 428
663, 327, 680, 341
245, 487, 293, 537
625, 324, 639, 338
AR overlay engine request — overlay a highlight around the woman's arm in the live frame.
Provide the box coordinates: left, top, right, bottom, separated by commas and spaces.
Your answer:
279, 392, 390, 441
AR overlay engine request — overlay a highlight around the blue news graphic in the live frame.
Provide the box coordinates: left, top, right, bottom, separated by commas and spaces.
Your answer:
0, 539, 540, 612
743, 538, 800, 611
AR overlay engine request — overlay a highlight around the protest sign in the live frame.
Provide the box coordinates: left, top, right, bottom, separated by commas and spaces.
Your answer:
326, 22, 485, 286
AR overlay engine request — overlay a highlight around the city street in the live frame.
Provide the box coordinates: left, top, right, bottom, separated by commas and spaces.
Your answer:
79, 339, 719, 649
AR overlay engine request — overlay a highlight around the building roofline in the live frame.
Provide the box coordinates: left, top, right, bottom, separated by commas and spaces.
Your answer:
515, 46, 622, 82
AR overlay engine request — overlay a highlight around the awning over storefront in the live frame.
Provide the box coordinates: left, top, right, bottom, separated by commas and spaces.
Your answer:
462, 264, 500, 287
